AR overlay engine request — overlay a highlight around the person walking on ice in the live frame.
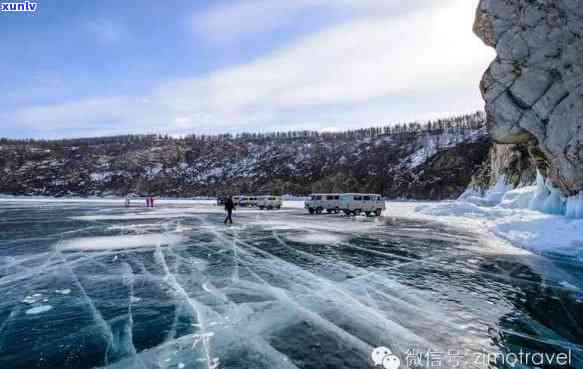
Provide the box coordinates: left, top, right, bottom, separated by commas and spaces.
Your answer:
224, 196, 235, 225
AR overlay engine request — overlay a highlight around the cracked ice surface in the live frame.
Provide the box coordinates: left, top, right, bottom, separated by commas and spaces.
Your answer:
0, 202, 582, 369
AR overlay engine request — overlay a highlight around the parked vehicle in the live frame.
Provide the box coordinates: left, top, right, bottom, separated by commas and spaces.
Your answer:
234, 196, 259, 207
232, 195, 281, 209
339, 193, 385, 216
305, 193, 342, 214
257, 196, 282, 210
233, 196, 242, 206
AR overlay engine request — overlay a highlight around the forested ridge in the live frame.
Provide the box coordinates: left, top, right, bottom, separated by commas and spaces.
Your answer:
0, 112, 490, 199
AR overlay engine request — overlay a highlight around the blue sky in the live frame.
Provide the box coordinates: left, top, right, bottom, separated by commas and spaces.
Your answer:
0, 0, 494, 139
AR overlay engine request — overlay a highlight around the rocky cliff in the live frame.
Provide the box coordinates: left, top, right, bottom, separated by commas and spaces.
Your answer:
467, 142, 537, 194
474, 0, 583, 196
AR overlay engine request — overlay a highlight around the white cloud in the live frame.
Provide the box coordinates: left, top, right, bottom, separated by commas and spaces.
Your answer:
192, 1, 311, 42
10, 0, 494, 137
191, 0, 447, 43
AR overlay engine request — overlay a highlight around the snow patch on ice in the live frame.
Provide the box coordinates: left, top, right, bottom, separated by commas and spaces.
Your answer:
415, 201, 506, 220
22, 294, 43, 304
25, 305, 53, 315
58, 234, 186, 251
286, 232, 347, 245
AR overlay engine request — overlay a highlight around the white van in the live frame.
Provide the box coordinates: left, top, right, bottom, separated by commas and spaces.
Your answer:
339, 193, 385, 216
234, 196, 259, 207
257, 196, 282, 210
305, 194, 342, 214
248, 196, 260, 207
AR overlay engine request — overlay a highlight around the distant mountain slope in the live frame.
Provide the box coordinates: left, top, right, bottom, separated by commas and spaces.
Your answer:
0, 112, 490, 200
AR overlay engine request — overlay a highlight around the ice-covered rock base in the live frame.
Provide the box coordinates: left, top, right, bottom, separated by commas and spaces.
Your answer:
397, 172, 583, 261
463, 172, 583, 219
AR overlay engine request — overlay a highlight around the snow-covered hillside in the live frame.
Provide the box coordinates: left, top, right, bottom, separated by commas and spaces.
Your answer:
0, 112, 488, 199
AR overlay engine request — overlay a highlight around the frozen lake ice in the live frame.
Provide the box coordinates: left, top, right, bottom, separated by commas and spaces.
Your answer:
0, 201, 582, 369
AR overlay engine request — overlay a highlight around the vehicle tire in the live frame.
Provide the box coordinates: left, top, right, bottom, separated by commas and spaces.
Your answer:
259, 206, 265, 210
316, 207, 323, 214
267, 206, 273, 210
343, 210, 351, 216
365, 211, 371, 217
354, 209, 361, 216
308, 208, 315, 215
375, 209, 382, 217
276, 206, 281, 210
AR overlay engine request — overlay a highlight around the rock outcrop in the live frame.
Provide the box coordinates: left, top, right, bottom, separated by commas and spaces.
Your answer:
474, 0, 583, 196
467, 143, 537, 194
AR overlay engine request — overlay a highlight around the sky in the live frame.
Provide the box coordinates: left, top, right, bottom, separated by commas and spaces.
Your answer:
0, 0, 495, 139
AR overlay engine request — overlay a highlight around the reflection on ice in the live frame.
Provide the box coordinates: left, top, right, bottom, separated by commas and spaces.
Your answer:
0, 202, 581, 369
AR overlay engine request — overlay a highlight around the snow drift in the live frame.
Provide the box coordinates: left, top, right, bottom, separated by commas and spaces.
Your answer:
401, 170, 583, 261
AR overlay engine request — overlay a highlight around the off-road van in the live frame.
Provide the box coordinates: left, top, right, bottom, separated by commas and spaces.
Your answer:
339, 193, 385, 216
257, 196, 282, 210
305, 194, 342, 214
234, 196, 259, 207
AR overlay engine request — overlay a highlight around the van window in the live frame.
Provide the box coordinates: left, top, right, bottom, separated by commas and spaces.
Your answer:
363, 196, 370, 201
334, 196, 339, 200
326, 195, 334, 200
313, 195, 321, 200
354, 196, 362, 201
